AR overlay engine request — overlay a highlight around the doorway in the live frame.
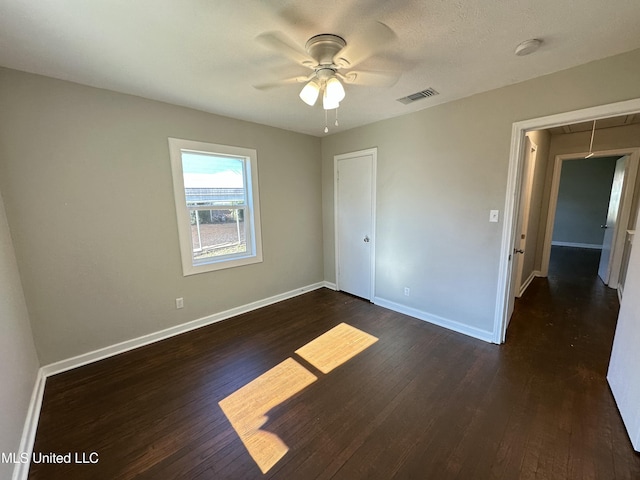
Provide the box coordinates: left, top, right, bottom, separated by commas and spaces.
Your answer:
540, 149, 639, 286
334, 148, 377, 300
494, 98, 640, 343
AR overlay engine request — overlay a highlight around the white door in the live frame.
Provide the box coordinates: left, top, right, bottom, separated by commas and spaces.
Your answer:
506, 138, 536, 322
607, 204, 640, 452
335, 149, 376, 300
599, 156, 627, 284
514, 139, 537, 298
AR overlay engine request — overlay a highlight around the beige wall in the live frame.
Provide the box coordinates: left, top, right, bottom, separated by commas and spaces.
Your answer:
0, 68, 323, 364
0, 190, 39, 478
321, 48, 640, 335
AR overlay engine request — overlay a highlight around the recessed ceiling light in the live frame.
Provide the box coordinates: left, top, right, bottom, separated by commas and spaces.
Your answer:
515, 38, 543, 56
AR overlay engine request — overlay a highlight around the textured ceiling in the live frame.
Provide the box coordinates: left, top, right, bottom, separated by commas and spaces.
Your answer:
1, 0, 640, 137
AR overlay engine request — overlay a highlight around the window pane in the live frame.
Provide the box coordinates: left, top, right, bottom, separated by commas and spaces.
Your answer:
169, 137, 262, 275
182, 152, 246, 207
190, 208, 247, 262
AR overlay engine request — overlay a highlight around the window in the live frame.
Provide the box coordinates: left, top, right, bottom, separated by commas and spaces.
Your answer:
168, 138, 262, 275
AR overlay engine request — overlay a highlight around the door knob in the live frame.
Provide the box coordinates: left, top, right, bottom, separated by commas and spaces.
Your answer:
601, 224, 608, 229
364, 236, 370, 243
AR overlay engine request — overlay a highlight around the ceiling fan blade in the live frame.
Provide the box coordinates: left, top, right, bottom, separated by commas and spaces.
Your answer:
339, 70, 401, 87
253, 76, 310, 90
256, 32, 315, 67
334, 22, 397, 68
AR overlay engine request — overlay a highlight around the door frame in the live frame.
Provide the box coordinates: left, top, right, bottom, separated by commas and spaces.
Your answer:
493, 97, 640, 344
540, 149, 640, 280
334, 148, 377, 300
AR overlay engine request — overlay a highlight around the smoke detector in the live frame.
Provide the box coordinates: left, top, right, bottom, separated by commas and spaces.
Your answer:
515, 39, 542, 56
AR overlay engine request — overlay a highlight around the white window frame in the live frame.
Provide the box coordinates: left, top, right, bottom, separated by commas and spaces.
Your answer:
168, 137, 263, 276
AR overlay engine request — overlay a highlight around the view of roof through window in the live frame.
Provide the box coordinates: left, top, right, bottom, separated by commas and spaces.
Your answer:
182, 152, 245, 206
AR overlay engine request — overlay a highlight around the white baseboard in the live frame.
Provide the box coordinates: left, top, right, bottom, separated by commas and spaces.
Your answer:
42, 281, 328, 377
12, 370, 45, 480
373, 297, 495, 343
551, 241, 602, 250
322, 281, 337, 291
518, 270, 542, 297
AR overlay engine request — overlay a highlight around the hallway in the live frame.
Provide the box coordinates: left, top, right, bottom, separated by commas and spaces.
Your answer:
508, 245, 620, 362
505, 245, 638, 478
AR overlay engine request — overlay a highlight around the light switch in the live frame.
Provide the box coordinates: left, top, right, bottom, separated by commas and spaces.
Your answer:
489, 210, 499, 223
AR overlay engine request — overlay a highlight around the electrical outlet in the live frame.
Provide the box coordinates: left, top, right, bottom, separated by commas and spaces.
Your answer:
404, 287, 410, 296
176, 297, 184, 309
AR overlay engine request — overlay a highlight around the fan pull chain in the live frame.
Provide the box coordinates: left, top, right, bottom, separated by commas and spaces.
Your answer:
334, 107, 339, 127
324, 109, 329, 133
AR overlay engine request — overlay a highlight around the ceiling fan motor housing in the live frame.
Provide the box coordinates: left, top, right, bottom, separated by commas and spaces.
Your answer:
305, 34, 347, 67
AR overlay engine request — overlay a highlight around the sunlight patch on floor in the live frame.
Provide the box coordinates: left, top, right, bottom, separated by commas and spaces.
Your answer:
218, 358, 317, 473
295, 322, 379, 374
218, 323, 378, 473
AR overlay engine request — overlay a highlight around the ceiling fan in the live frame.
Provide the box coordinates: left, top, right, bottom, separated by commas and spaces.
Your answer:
254, 22, 400, 131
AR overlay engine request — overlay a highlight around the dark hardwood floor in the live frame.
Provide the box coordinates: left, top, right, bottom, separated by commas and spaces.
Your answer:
29, 246, 640, 479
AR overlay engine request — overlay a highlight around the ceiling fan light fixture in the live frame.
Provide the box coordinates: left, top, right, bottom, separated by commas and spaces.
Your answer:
325, 76, 345, 103
299, 80, 320, 106
323, 87, 340, 110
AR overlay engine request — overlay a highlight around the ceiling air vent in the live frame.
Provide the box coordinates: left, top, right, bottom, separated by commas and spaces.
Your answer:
397, 88, 439, 105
